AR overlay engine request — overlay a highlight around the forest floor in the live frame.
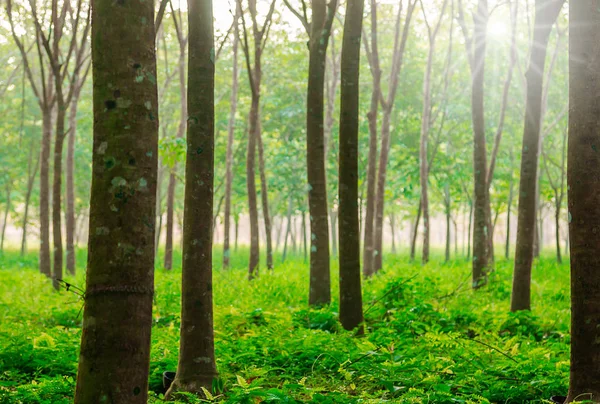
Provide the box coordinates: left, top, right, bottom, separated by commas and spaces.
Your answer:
0, 248, 570, 403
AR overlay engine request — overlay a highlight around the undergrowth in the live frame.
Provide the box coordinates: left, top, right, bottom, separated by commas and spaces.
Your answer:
0, 248, 570, 403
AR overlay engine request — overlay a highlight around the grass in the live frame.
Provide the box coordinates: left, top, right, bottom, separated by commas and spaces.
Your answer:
0, 247, 570, 403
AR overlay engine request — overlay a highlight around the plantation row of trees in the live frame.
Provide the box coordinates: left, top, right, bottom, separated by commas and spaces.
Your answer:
4, 0, 600, 401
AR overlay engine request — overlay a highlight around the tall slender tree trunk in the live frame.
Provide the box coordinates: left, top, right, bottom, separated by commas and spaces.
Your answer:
338, 0, 365, 332
21, 144, 39, 256
165, 40, 188, 271
470, 0, 490, 288
257, 131, 273, 270
39, 107, 52, 277
74, 0, 158, 399
554, 197, 562, 264
505, 172, 514, 259
566, 2, 600, 399
445, 186, 451, 263
52, 104, 67, 289
467, 200, 473, 259
511, 0, 564, 311
306, 0, 336, 304
390, 213, 397, 254
247, 95, 260, 278
410, 203, 422, 261
373, 0, 416, 272
1, 184, 11, 252
66, 92, 80, 275
330, 209, 338, 257
362, 0, 381, 277
223, 3, 240, 270
234, 216, 239, 251
302, 211, 307, 263
166, 0, 217, 395
282, 196, 292, 263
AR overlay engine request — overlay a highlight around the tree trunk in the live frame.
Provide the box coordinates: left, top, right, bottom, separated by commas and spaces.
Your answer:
373, 110, 391, 272
471, 0, 490, 289
445, 186, 451, 263
555, 197, 562, 264
235, 216, 239, 251
52, 104, 66, 289
21, 144, 39, 256
223, 3, 240, 270
306, 0, 335, 304
1, 184, 11, 252
566, 2, 600, 399
257, 131, 273, 270
420, 38, 437, 265
302, 211, 307, 263
330, 209, 338, 257
511, 0, 564, 311
166, 0, 217, 395
338, 0, 365, 332
164, 173, 176, 270
282, 196, 292, 263
410, 202, 422, 261
66, 92, 80, 275
247, 95, 260, 278
39, 107, 52, 277
362, 0, 381, 278
505, 158, 514, 259
74, 2, 158, 400
390, 213, 397, 254
165, 40, 188, 271
467, 200, 473, 260
373, 0, 416, 273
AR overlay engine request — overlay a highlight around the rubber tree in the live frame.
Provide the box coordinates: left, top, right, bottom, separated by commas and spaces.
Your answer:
6, 0, 56, 278
74, 0, 159, 400
418, 0, 448, 264
566, 1, 600, 400
223, 2, 241, 270
338, 0, 365, 332
238, 0, 277, 279
283, 0, 338, 306
510, 0, 564, 312
31, 0, 91, 286
164, 5, 188, 271
165, 0, 217, 396
372, 0, 416, 273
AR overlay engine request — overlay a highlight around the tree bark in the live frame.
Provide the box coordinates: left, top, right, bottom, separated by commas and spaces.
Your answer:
257, 131, 273, 269
511, 0, 564, 312
338, 0, 365, 332
362, 0, 381, 277
305, 0, 336, 304
505, 168, 514, 260
21, 144, 40, 256
566, 2, 600, 399
74, 0, 158, 400
223, 2, 240, 270
66, 90, 80, 275
389, 213, 397, 254
445, 185, 451, 263
470, 0, 490, 288
40, 107, 52, 277
166, 0, 217, 395
52, 105, 66, 289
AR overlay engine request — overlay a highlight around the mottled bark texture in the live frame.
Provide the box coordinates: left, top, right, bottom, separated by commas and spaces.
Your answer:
166, 0, 217, 397
566, 2, 600, 401
74, 0, 158, 402
40, 108, 52, 277
511, 0, 564, 312
338, 0, 365, 332
305, 0, 337, 305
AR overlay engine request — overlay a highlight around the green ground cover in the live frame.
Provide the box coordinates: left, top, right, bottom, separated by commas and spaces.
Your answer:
0, 249, 570, 403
